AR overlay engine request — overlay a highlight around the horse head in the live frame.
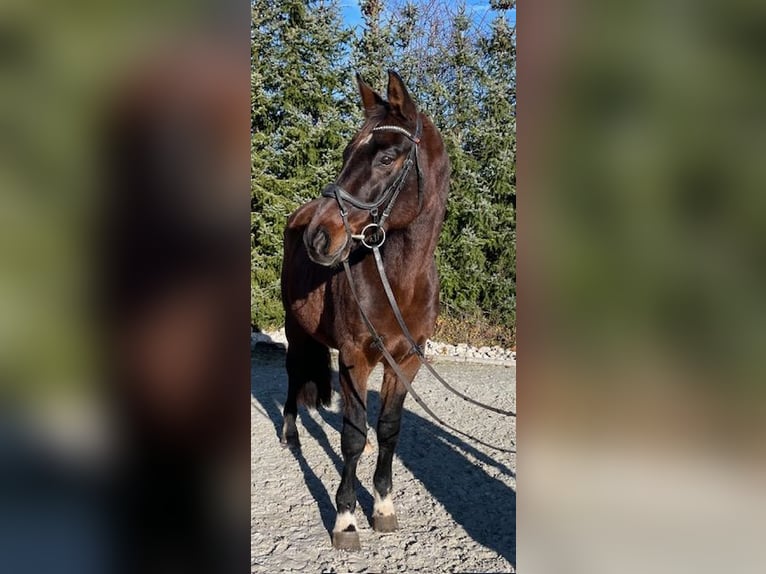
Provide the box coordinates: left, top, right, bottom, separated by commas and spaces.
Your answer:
291, 70, 444, 267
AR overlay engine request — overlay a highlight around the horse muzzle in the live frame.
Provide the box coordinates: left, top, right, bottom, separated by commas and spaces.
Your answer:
303, 224, 349, 267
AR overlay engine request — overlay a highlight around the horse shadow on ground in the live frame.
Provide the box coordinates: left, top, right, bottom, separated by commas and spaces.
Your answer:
251, 345, 516, 567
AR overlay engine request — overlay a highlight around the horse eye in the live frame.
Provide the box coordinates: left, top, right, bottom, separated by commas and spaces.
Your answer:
380, 155, 394, 165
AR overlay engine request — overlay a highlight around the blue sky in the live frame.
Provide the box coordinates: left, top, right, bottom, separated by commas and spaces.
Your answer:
340, 1, 516, 32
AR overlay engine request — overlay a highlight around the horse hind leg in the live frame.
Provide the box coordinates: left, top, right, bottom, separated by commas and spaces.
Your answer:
281, 333, 331, 449
372, 353, 420, 532
281, 367, 301, 449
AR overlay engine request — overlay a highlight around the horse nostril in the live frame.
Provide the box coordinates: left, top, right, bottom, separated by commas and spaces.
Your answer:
312, 227, 330, 254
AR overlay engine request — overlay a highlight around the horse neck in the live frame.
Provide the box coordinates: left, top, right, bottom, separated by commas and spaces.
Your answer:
381, 191, 446, 278
379, 126, 449, 274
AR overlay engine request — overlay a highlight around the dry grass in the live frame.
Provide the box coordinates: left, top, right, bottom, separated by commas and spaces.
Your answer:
432, 313, 516, 349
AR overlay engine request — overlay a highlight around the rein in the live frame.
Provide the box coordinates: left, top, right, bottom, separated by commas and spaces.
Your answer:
341, 257, 516, 454
325, 113, 516, 454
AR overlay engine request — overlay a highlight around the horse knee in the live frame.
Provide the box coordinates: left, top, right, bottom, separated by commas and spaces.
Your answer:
376, 416, 402, 446
340, 416, 367, 460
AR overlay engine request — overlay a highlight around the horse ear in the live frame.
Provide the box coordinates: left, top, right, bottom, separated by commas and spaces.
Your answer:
386, 70, 417, 121
286, 199, 320, 229
356, 72, 385, 117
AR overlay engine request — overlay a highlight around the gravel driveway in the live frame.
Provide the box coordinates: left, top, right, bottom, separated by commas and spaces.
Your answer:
251, 342, 516, 573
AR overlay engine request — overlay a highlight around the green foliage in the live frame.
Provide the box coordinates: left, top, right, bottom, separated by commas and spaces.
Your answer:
251, 0, 516, 343
437, 12, 516, 334
251, 0, 358, 326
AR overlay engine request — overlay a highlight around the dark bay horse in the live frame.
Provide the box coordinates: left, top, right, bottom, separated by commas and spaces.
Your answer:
280, 71, 450, 550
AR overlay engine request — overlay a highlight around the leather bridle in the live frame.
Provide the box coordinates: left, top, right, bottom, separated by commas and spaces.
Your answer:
320, 114, 423, 250
316, 110, 516, 455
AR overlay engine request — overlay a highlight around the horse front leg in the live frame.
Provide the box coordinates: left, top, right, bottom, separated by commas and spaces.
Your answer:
332, 349, 371, 550
373, 353, 420, 532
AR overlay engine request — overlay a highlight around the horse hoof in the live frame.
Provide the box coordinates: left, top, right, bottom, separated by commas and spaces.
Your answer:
280, 434, 300, 449
332, 529, 361, 551
373, 514, 398, 532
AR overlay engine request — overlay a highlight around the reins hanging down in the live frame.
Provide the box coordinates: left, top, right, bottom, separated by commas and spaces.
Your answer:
371, 246, 516, 418
326, 113, 515, 454
342, 259, 515, 455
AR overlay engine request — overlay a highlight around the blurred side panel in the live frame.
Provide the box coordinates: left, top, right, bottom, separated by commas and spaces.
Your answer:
518, 0, 766, 572
0, 1, 251, 573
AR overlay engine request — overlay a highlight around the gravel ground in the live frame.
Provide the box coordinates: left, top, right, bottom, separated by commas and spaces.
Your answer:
251, 338, 516, 573
252, 329, 516, 366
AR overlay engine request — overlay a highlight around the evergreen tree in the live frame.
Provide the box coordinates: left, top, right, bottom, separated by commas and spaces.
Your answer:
251, 0, 355, 326
436, 4, 487, 320
250, 0, 517, 344
353, 0, 394, 88
473, 13, 516, 331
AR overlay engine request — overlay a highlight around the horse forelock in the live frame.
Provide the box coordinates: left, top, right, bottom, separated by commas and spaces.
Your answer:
345, 106, 430, 169
345, 108, 387, 158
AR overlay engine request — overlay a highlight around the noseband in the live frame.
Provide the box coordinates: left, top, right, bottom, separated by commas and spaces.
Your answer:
321, 114, 423, 250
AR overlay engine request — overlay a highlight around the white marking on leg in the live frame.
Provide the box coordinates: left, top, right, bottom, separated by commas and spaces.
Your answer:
333, 511, 358, 533
281, 418, 296, 442
373, 491, 395, 517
